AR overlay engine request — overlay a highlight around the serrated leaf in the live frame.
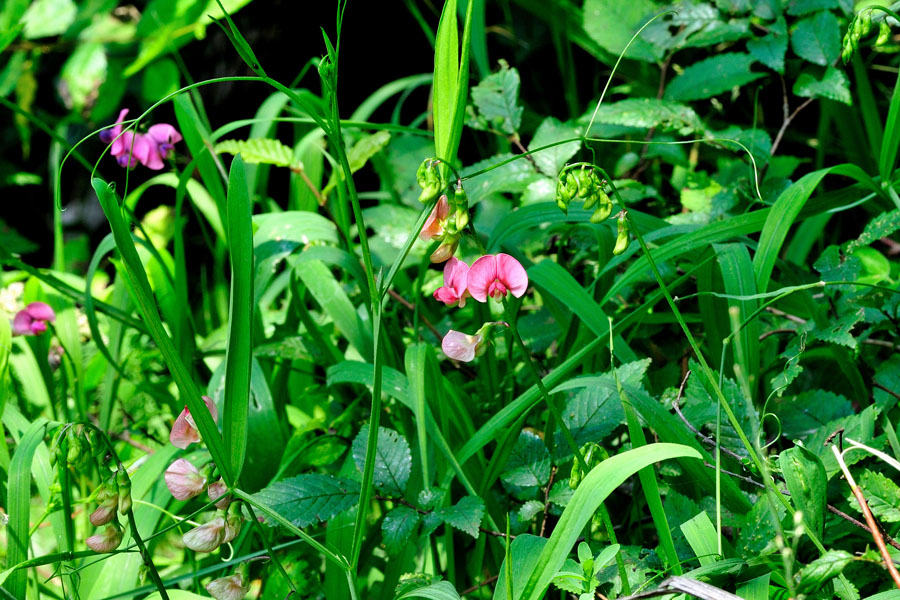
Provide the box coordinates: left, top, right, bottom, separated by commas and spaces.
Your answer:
583, 98, 703, 136
529, 117, 581, 177
774, 390, 852, 439
460, 152, 543, 204
396, 580, 462, 600
793, 67, 851, 105
252, 473, 360, 528
814, 245, 860, 283
787, 0, 841, 16
352, 425, 412, 497
548, 480, 574, 507
849, 470, 900, 522
468, 59, 522, 135
813, 308, 864, 349
432, 495, 484, 538
739, 496, 785, 556
582, 0, 662, 62
665, 53, 765, 101
215, 138, 295, 167
795, 550, 853, 594
519, 499, 546, 522
383, 506, 421, 554
59, 43, 107, 113
747, 18, 788, 73
551, 559, 586, 594
790, 10, 840, 66
556, 387, 623, 458
807, 405, 880, 477
846, 209, 900, 254
502, 430, 551, 487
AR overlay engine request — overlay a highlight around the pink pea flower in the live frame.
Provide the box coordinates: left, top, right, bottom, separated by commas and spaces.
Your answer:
169, 395, 218, 449
140, 124, 183, 170
11, 302, 56, 336
99, 108, 129, 153
441, 330, 485, 362
165, 458, 208, 500
89, 497, 119, 527
420, 194, 450, 241
433, 257, 470, 308
466, 253, 528, 302
183, 517, 227, 553
206, 572, 250, 600
86, 523, 123, 553
99, 109, 181, 169
208, 479, 231, 509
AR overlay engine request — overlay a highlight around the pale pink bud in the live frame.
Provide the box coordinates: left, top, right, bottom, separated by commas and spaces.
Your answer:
165, 459, 207, 500
90, 497, 118, 526
206, 573, 249, 600
430, 237, 459, 264
169, 395, 218, 449
419, 194, 450, 241
86, 523, 123, 553
182, 517, 226, 553
466, 253, 529, 302
433, 257, 471, 308
208, 480, 230, 509
441, 330, 485, 362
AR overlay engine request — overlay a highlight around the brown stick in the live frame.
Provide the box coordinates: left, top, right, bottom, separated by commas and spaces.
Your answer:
461, 574, 499, 596
851, 485, 900, 589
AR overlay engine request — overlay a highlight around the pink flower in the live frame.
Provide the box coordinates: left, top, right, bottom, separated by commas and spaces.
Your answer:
99, 109, 181, 169
466, 253, 528, 302
11, 302, 56, 336
433, 257, 470, 308
420, 195, 450, 241
183, 517, 227, 553
99, 108, 129, 152
206, 572, 250, 600
90, 497, 118, 526
139, 124, 183, 170
208, 479, 231, 509
86, 523, 123, 553
165, 458, 208, 500
169, 395, 218, 449
441, 330, 484, 362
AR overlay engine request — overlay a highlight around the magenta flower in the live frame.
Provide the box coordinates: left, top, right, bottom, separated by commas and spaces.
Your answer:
98, 108, 129, 153
165, 458, 208, 500
183, 517, 227, 553
170, 395, 218, 449
99, 109, 181, 169
140, 124, 183, 170
441, 330, 485, 362
12, 302, 55, 336
466, 253, 528, 302
86, 523, 123, 553
433, 257, 470, 308
206, 572, 250, 600
420, 194, 450, 241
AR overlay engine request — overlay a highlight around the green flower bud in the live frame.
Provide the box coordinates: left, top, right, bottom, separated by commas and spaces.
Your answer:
116, 469, 132, 515
416, 159, 444, 204
877, 20, 892, 46
455, 206, 469, 231
612, 213, 630, 255
859, 10, 873, 38
590, 193, 613, 223
574, 169, 592, 199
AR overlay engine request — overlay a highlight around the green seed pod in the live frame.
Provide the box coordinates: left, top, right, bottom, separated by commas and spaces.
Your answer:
859, 10, 873, 38
612, 213, 630, 255
877, 20, 892, 46
583, 191, 598, 210
574, 169, 592, 199
455, 206, 469, 231
555, 178, 571, 214
841, 39, 854, 64
116, 470, 132, 515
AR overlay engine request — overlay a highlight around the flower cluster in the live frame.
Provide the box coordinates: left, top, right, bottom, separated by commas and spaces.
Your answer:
164, 395, 240, 554
85, 468, 132, 553
433, 253, 527, 362
11, 301, 55, 336
555, 164, 612, 223
99, 109, 182, 170
416, 159, 470, 263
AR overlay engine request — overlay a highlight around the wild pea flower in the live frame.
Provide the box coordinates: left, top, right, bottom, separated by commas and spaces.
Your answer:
12, 302, 55, 336
441, 330, 486, 362
223, 513, 242, 544
90, 497, 119, 527
206, 571, 250, 600
139, 124, 183, 170
183, 517, 227, 553
419, 194, 450, 241
466, 253, 528, 302
208, 479, 231, 509
86, 523, 124, 553
165, 458, 207, 500
433, 257, 470, 308
170, 395, 218, 449
99, 108, 181, 170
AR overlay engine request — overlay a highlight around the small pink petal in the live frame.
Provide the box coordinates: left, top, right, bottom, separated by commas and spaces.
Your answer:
441, 330, 482, 362
12, 311, 33, 336
183, 518, 226, 552
206, 573, 249, 600
147, 123, 182, 145
169, 408, 200, 449
419, 195, 449, 241
208, 480, 230, 509
30, 320, 47, 335
165, 458, 207, 500
25, 302, 55, 322
466, 255, 498, 303
203, 395, 219, 424
86, 524, 123, 553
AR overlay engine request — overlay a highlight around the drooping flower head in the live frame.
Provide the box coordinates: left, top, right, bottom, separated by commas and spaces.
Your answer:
140, 124, 183, 170
441, 330, 485, 363
206, 571, 250, 600
170, 395, 218, 449
99, 108, 181, 170
165, 458, 208, 500
420, 194, 450, 242
89, 497, 119, 527
86, 522, 124, 553
433, 257, 470, 308
12, 302, 56, 336
183, 517, 227, 553
466, 253, 528, 302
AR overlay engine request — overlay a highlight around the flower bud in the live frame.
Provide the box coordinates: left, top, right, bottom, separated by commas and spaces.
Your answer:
165, 459, 208, 500
183, 517, 227, 553
90, 497, 119, 526
223, 513, 243, 544
87, 522, 124, 553
206, 571, 250, 600
430, 236, 459, 264
208, 480, 231, 509
612, 213, 630, 255
877, 20, 892, 46
416, 159, 444, 204
454, 205, 469, 231
116, 469, 132, 515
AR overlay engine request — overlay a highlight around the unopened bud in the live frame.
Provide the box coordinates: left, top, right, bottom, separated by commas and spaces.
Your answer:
183, 517, 227, 553
116, 470, 132, 515
87, 522, 124, 553
430, 236, 459, 263
877, 20, 892, 46
612, 213, 630, 255
208, 480, 231, 509
206, 570, 250, 600
90, 497, 119, 526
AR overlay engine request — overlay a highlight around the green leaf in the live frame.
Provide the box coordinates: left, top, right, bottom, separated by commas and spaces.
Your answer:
779, 446, 827, 538
501, 430, 551, 487
589, 98, 703, 136
461, 153, 543, 204
223, 154, 253, 481
351, 425, 412, 497
747, 18, 788, 73
215, 138, 296, 167
790, 10, 840, 67
739, 498, 785, 556
793, 67, 851, 105
529, 117, 581, 177
795, 550, 854, 594
813, 308, 864, 349
582, 0, 662, 62
432, 495, 484, 538
59, 43, 107, 113
252, 473, 360, 528
21, 0, 76, 39
850, 470, 900, 522
787, 0, 841, 16
493, 535, 549, 600
846, 209, 900, 254
665, 53, 765, 101
680, 512, 719, 566
519, 444, 701, 600
396, 580, 462, 600
774, 390, 852, 439
468, 59, 523, 135
348, 130, 392, 172
383, 506, 421, 554
519, 500, 545, 522
557, 386, 624, 458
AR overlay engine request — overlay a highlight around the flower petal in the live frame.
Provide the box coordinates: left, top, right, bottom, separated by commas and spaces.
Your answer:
419, 195, 449, 241
206, 574, 249, 600
169, 408, 200, 449
11, 311, 33, 336
25, 302, 55, 322
495, 253, 529, 298
147, 123, 183, 145
165, 458, 207, 500
466, 255, 498, 302
441, 330, 477, 362
183, 518, 226, 552
203, 395, 219, 424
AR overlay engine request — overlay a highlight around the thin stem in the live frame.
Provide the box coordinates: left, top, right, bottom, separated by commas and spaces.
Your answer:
243, 502, 298, 595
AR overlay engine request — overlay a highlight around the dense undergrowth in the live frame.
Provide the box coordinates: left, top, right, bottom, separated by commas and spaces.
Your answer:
3, 0, 900, 599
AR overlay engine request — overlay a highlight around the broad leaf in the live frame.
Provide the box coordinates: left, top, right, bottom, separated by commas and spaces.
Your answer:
468, 59, 523, 135
432, 495, 484, 538
665, 53, 765, 101
383, 506, 421, 554
252, 473, 360, 528
790, 10, 840, 66
779, 446, 827, 538
795, 550, 853, 594
583, 98, 703, 136
582, 0, 662, 62
793, 67, 851, 105
846, 209, 900, 254
502, 430, 552, 487
850, 470, 900, 522
352, 425, 412, 497
529, 117, 581, 177
747, 18, 787, 73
